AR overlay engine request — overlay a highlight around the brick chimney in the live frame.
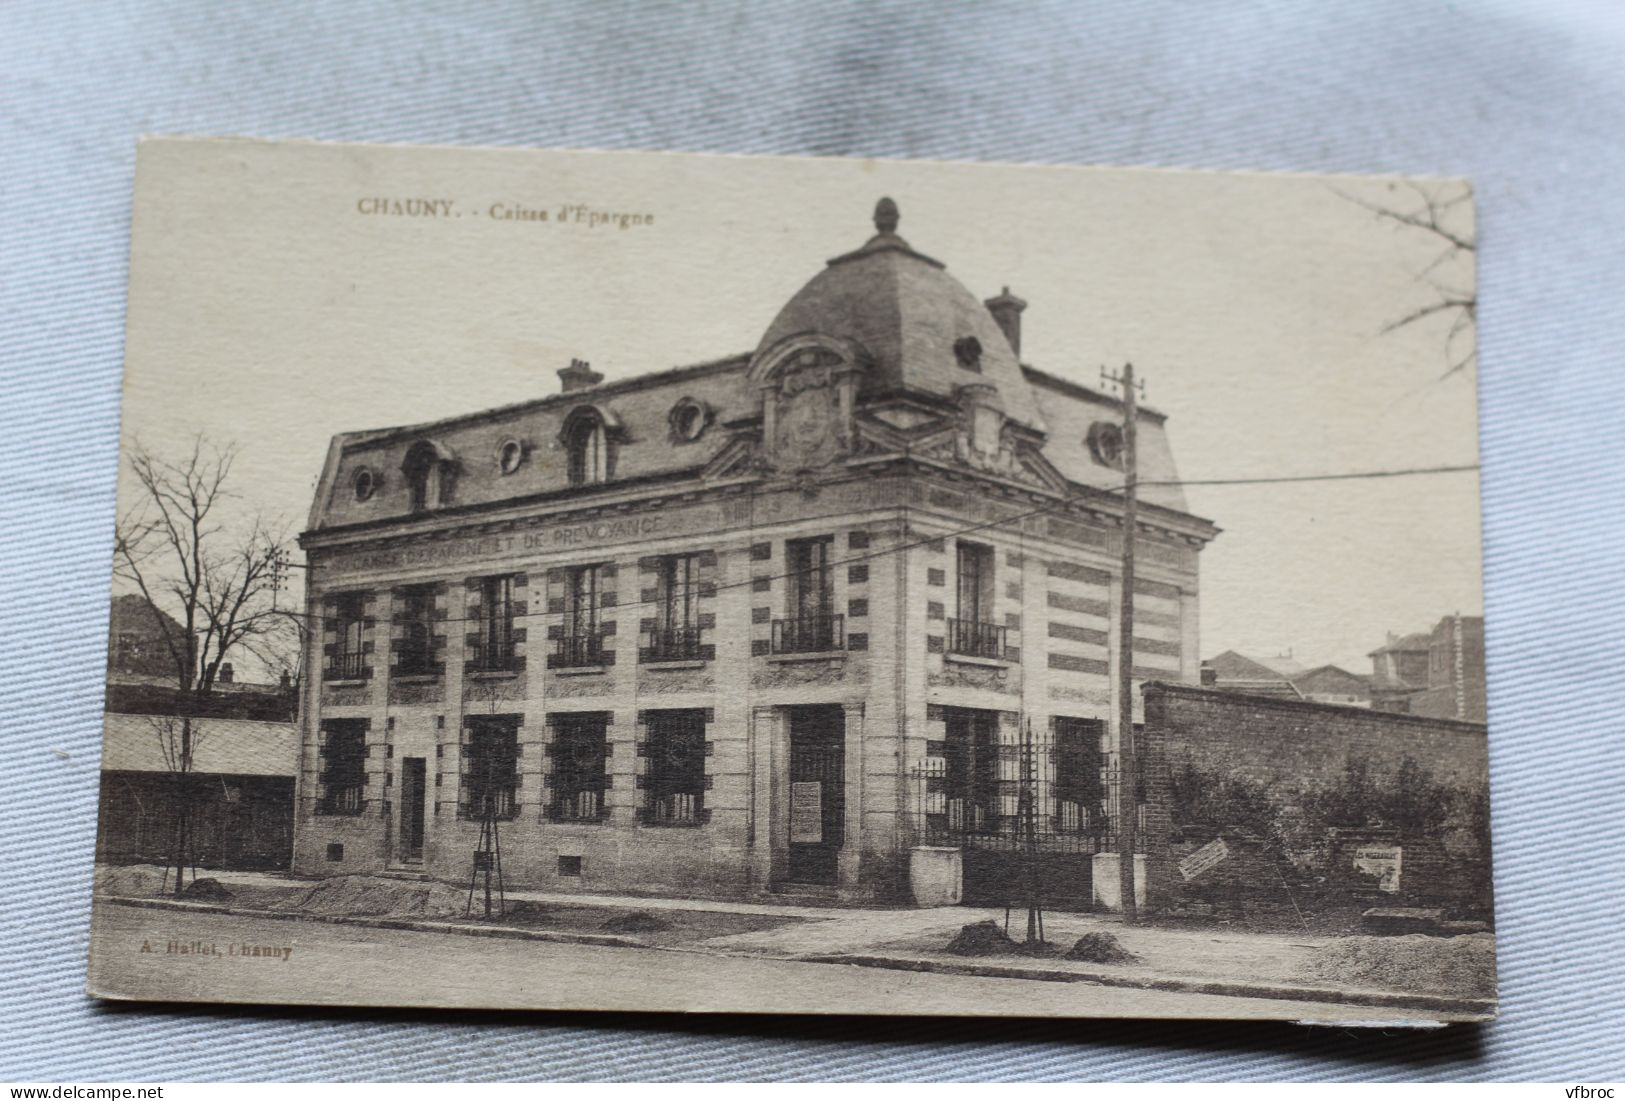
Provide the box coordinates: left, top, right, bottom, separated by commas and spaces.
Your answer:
219, 662, 234, 684
558, 358, 603, 393
984, 286, 1027, 358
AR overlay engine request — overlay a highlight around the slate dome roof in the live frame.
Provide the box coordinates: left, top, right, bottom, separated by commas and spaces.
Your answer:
755, 199, 1046, 432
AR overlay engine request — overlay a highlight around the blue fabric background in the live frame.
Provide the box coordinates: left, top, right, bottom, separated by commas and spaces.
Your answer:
3, 0, 1622, 1082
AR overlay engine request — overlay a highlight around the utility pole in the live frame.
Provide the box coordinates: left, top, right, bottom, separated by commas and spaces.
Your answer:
1102, 363, 1143, 926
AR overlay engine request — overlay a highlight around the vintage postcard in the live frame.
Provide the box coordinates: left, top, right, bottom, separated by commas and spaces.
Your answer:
89, 137, 1492, 1023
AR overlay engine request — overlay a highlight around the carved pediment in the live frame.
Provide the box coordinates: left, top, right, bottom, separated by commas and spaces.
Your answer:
908, 415, 1068, 493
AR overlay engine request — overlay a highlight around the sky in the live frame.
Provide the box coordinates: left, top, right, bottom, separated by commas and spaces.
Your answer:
118, 139, 1482, 675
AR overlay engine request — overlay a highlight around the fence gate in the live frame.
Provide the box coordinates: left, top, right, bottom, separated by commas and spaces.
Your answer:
913, 713, 1114, 910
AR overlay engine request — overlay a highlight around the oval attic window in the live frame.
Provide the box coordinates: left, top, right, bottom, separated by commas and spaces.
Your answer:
353, 468, 377, 501
1086, 422, 1125, 469
498, 439, 526, 475
671, 400, 708, 442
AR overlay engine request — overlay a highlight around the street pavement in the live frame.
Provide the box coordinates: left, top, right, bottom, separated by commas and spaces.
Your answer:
88, 904, 1444, 1023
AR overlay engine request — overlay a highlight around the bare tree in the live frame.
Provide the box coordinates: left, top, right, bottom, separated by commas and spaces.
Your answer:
112, 434, 297, 894
1340, 180, 1477, 378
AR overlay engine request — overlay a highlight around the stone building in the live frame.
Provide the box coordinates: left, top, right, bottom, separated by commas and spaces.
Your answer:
293, 199, 1218, 904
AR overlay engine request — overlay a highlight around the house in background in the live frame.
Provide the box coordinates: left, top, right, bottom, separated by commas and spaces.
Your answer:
1368, 615, 1485, 722
1368, 631, 1432, 712
1201, 650, 1302, 699
98, 596, 300, 870
1203, 650, 1372, 708
1291, 664, 1372, 708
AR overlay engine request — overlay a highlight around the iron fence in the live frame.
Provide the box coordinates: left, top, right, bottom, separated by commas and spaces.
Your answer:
911, 727, 1117, 855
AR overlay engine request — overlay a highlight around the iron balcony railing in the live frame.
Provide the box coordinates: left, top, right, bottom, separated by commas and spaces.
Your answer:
946, 617, 1009, 660
468, 636, 520, 674
549, 631, 606, 669
771, 612, 844, 655
323, 651, 367, 681
642, 624, 704, 663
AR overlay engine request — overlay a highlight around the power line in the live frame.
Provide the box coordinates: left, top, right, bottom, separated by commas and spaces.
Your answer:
1126, 462, 1479, 491
279, 460, 1481, 627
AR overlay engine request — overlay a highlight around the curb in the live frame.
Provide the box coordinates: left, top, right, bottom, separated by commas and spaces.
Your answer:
101, 896, 1493, 1017
103, 896, 645, 950
798, 952, 1494, 1018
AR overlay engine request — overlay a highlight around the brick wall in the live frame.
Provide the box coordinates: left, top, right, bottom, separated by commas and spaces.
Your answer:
1140, 681, 1490, 911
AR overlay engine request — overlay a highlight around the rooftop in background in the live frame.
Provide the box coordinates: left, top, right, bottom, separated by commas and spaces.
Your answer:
105, 595, 299, 722
1369, 631, 1432, 657
1203, 651, 1374, 708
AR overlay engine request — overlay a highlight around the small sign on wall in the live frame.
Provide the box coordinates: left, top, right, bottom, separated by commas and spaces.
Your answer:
1353, 845, 1403, 893
1179, 837, 1230, 881
790, 782, 823, 844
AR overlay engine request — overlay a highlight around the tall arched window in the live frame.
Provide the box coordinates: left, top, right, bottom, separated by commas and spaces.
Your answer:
567, 417, 608, 486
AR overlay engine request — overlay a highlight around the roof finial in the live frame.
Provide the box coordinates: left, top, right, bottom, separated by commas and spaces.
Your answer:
874, 197, 899, 235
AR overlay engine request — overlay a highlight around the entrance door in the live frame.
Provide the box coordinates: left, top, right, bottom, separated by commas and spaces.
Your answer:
786, 704, 845, 884
399, 757, 427, 862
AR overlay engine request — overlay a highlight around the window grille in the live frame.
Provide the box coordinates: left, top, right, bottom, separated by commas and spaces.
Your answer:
644, 709, 706, 825
549, 713, 609, 821
318, 719, 367, 815
463, 716, 519, 820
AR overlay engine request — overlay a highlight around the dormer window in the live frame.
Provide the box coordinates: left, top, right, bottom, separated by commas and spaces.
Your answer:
402, 440, 453, 512
566, 416, 609, 486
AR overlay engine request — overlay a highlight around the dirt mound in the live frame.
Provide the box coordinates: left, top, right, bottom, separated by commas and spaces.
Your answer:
94, 864, 171, 897
944, 920, 1017, 956
1297, 933, 1496, 998
286, 875, 470, 919
599, 910, 673, 934
179, 878, 233, 902
1065, 931, 1140, 965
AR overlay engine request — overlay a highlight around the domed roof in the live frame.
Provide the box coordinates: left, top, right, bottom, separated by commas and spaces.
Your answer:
755, 199, 1046, 431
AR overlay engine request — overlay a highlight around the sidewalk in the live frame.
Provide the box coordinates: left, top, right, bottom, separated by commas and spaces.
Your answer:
98, 866, 1493, 1019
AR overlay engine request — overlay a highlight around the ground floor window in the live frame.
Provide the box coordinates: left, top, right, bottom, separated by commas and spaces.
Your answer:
549, 712, 609, 821
463, 715, 519, 820
642, 709, 707, 825
1053, 716, 1106, 835
318, 719, 367, 815
941, 707, 1001, 833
